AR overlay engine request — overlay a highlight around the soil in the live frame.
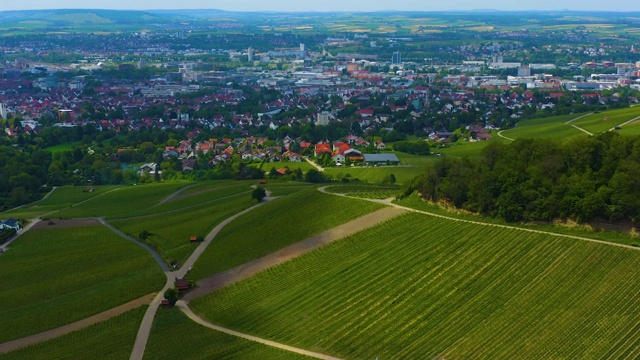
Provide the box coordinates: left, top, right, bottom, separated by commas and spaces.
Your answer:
31, 218, 102, 230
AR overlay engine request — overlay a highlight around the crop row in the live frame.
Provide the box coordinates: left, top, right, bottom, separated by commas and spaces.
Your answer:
110, 193, 256, 265
1, 308, 146, 360
191, 213, 640, 359
0, 225, 164, 343
189, 188, 384, 280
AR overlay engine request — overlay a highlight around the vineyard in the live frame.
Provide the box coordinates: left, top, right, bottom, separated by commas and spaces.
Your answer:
110, 192, 255, 264
54, 182, 190, 219
143, 309, 311, 360
0, 225, 164, 343
191, 213, 640, 359
189, 188, 384, 280
572, 106, 640, 134
0, 308, 146, 360
324, 185, 400, 199
500, 113, 583, 140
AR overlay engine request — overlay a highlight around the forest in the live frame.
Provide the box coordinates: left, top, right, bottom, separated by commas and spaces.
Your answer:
407, 132, 640, 224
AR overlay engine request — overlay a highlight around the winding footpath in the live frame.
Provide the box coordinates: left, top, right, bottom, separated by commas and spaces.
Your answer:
129, 192, 277, 360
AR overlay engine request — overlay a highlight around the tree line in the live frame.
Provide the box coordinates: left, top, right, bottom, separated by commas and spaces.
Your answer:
405, 133, 640, 224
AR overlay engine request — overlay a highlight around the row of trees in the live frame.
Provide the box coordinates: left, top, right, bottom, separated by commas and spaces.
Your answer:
407, 133, 640, 224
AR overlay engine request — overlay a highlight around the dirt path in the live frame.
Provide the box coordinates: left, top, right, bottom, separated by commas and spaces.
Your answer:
318, 187, 640, 252
497, 130, 515, 141
608, 115, 640, 132
151, 183, 198, 208
177, 301, 343, 360
129, 192, 276, 360
564, 112, 594, 135
184, 206, 405, 302
0, 293, 155, 354
305, 156, 325, 172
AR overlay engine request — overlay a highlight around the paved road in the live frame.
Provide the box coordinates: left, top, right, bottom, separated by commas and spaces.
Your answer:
129, 193, 275, 360
0, 219, 40, 252
177, 301, 343, 360
184, 206, 406, 302
564, 112, 594, 135
0, 293, 154, 354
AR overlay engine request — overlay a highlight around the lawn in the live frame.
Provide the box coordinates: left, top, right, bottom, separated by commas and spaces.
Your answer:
54, 182, 191, 219
191, 213, 640, 359
500, 114, 585, 140
110, 193, 256, 265
0, 307, 146, 360
44, 141, 81, 154
143, 309, 311, 360
0, 225, 164, 343
572, 107, 640, 134
189, 188, 384, 280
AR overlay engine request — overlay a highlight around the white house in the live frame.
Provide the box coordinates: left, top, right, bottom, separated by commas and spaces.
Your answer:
0, 218, 20, 231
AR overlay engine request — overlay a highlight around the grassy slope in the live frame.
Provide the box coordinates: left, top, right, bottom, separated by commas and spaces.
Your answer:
573, 106, 640, 134
54, 182, 190, 219
190, 188, 383, 280
324, 184, 400, 199
191, 213, 640, 359
0, 225, 164, 343
501, 114, 584, 139
143, 309, 311, 360
0, 308, 145, 360
324, 166, 423, 185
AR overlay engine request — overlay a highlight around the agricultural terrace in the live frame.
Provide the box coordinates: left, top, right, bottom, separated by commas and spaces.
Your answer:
0, 185, 121, 220
500, 113, 585, 140
189, 188, 384, 280
0, 308, 145, 360
396, 194, 638, 246
191, 213, 640, 359
110, 191, 256, 265
572, 106, 640, 134
0, 225, 164, 343
324, 185, 400, 199
54, 182, 190, 219
143, 309, 311, 360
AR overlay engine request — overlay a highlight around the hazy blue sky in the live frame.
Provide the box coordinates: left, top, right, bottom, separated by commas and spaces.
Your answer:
0, 0, 639, 12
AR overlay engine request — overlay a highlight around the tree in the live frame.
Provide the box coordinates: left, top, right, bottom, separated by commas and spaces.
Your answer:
164, 288, 178, 307
252, 186, 267, 202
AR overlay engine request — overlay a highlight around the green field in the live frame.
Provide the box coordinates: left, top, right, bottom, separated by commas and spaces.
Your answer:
324, 184, 400, 199
617, 120, 640, 136
143, 309, 311, 360
501, 114, 585, 140
190, 188, 384, 280
43, 142, 81, 154
0, 225, 164, 343
572, 107, 640, 134
0, 308, 146, 360
191, 213, 640, 359
324, 166, 423, 185
54, 182, 190, 219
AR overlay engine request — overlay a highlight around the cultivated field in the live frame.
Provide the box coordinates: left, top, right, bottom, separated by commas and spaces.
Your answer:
54, 182, 190, 219
0, 308, 146, 359
191, 212, 640, 359
0, 225, 164, 343
110, 192, 255, 265
324, 166, 423, 185
143, 309, 311, 360
189, 188, 384, 280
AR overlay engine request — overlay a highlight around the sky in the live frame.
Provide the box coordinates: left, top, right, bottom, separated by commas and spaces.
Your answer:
0, 0, 639, 12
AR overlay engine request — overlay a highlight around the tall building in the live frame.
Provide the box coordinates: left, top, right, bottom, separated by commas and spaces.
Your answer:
247, 47, 254, 62
0, 103, 6, 120
617, 66, 627, 76
391, 51, 401, 65
518, 66, 531, 77
300, 43, 305, 52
